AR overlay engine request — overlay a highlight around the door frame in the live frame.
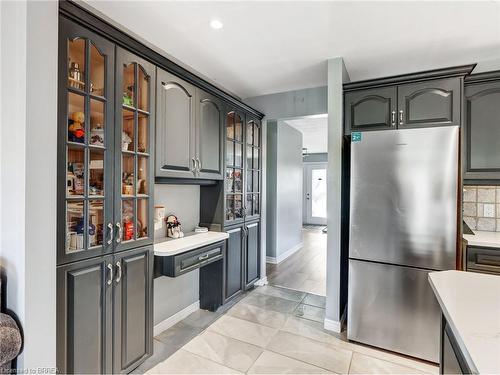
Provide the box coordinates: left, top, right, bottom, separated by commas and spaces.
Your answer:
303, 162, 328, 225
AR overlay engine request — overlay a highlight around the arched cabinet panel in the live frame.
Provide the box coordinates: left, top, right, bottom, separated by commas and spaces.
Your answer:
344, 87, 397, 134
155, 68, 196, 179
397, 78, 460, 128
463, 79, 500, 180
196, 89, 223, 179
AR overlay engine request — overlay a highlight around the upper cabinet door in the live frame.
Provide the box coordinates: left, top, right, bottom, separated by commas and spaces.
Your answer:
225, 110, 245, 224
114, 48, 156, 252
245, 118, 261, 220
156, 68, 196, 179
344, 87, 397, 134
464, 80, 500, 180
196, 89, 223, 180
397, 78, 460, 128
58, 18, 115, 265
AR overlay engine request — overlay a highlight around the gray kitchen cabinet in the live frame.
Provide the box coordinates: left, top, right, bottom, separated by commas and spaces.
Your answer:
57, 255, 113, 374
115, 47, 156, 252
155, 68, 223, 180
156, 68, 196, 179
463, 74, 500, 181
225, 225, 244, 300
244, 221, 260, 288
57, 247, 153, 374
113, 246, 153, 373
397, 78, 461, 128
344, 87, 397, 134
57, 17, 116, 265
195, 89, 223, 179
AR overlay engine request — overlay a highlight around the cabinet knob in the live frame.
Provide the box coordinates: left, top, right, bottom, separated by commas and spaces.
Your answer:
107, 263, 113, 286
116, 222, 122, 243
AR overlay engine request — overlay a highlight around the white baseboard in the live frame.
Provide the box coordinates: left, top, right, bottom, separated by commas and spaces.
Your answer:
153, 300, 200, 336
266, 242, 303, 264
254, 276, 268, 286
323, 309, 346, 334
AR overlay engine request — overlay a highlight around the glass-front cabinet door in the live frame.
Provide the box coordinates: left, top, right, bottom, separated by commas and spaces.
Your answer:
114, 48, 155, 252
225, 111, 245, 224
245, 118, 261, 219
58, 18, 115, 264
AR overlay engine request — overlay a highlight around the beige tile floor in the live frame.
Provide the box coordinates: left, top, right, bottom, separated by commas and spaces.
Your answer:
267, 228, 327, 296
144, 285, 438, 374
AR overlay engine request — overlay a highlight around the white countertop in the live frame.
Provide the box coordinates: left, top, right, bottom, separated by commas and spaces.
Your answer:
154, 231, 229, 257
429, 270, 500, 374
463, 230, 500, 248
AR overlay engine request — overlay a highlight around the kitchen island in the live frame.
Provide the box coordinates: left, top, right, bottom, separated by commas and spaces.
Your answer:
429, 270, 500, 374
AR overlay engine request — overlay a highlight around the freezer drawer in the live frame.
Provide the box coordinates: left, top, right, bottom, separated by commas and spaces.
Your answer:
347, 259, 441, 362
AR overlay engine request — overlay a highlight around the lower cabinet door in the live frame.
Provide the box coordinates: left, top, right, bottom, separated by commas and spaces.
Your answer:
113, 246, 153, 373
57, 256, 113, 374
245, 221, 260, 288
225, 225, 244, 300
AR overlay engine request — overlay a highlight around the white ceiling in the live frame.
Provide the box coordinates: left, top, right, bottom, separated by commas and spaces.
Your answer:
284, 116, 328, 154
85, 1, 500, 99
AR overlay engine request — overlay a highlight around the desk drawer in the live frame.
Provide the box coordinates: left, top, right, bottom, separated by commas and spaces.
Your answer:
467, 246, 500, 275
154, 241, 225, 277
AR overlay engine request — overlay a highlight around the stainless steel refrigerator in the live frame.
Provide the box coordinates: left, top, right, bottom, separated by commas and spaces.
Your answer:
347, 126, 458, 363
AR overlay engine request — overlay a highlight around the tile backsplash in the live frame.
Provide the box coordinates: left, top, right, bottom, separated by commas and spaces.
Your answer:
463, 186, 500, 232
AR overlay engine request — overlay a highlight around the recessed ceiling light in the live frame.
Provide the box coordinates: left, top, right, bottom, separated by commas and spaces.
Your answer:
210, 19, 223, 30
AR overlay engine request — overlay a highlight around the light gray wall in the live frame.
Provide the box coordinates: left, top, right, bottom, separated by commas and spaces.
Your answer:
153, 184, 200, 325
325, 57, 350, 327
303, 152, 328, 163
0, 0, 58, 369
266, 122, 303, 260
245, 86, 327, 120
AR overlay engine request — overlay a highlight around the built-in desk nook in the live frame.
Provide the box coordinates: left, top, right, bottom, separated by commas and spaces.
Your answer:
154, 231, 229, 311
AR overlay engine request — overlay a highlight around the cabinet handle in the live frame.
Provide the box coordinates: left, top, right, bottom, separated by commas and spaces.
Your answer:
191, 157, 197, 175
391, 111, 396, 126
115, 261, 122, 283
107, 222, 114, 245
399, 110, 404, 125
116, 222, 122, 243
198, 253, 209, 261
107, 263, 113, 285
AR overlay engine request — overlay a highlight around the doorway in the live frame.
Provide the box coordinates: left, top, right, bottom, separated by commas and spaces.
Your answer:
303, 162, 327, 226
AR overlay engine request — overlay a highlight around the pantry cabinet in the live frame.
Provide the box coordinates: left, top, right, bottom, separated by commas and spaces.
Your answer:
58, 17, 154, 374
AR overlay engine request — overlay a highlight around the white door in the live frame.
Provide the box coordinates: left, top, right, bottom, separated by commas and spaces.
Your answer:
303, 163, 327, 225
